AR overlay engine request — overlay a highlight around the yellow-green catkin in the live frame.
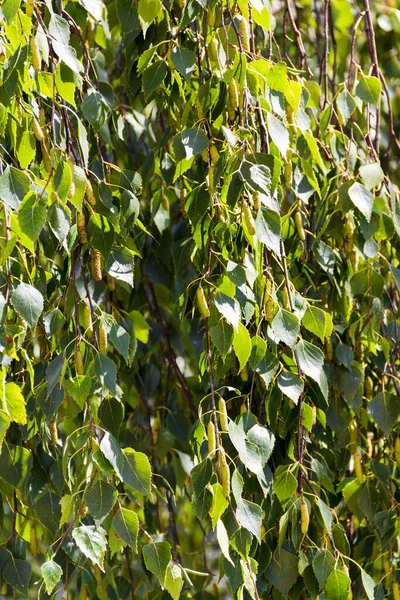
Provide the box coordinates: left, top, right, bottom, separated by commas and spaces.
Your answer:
242, 201, 255, 235
91, 249, 103, 281
219, 450, 230, 498
30, 36, 41, 71
218, 398, 228, 432
207, 421, 216, 454
227, 79, 239, 121
300, 499, 309, 535
196, 286, 210, 319
77, 213, 88, 244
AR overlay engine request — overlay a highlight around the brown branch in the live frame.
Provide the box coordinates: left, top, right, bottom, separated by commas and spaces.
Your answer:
284, 0, 312, 78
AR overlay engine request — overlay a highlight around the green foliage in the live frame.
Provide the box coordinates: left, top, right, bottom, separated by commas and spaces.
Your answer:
0, 0, 399, 598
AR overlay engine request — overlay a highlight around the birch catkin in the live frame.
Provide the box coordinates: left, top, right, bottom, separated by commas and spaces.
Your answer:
294, 210, 306, 241
219, 449, 230, 498
227, 79, 239, 121
30, 36, 41, 72
77, 213, 88, 244
49, 418, 58, 445
91, 249, 103, 281
99, 322, 108, 355
242, 201, 256, 235
196, 286, 210, 319
300, 499, 309, 535
218, 398, 228, 432
207, 421, 216, 454
75, 348, 84, 376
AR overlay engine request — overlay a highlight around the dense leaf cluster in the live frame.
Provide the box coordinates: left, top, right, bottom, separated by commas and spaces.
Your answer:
0, 0, 399, 598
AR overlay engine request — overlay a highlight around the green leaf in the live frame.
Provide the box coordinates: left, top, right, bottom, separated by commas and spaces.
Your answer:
116, 0, 140, 31
359, 162, 384, 190
368, 392, 399, 434
265, 547, 298, 597
3, 557, 31, 596
302, 403, 313, 432
16, 130, 35, 169
191, 459, 213, 519
271, 309, 299, 348
360, 568, 375, 600
0, 444, 32, 491
41, 560, 63, 595
348, 182, 374, 222
55, 62, 76, 106
251, 3, 271, 30
49, 14, 83, 74
0, 166, 31, 210
164, 562, 184, 600
233, 322, 252, 372
174, 128, 209, 160
295, 339, 324, 383
231, 528, 252, 561
255, 351, 279, 388
35, 493, 61, 536
66, 376, 91, 409
317, 498, 332, 536
84, 480, 117, 523
247, 424, 275, 464
109, 323, 131, 363
113, 508, 139, 552
216, 519, 234, 565
358, 480, 379, 523
43, 308, 65, 338
267, 113, 289, 158
142, 61, 168, 97
54, 160, 72, 202
60, 494, 73, 526
138, 0, 160, 36
214, 292, 241, 331
350, 268, 384, 297
210, 483, 229, 529
122, 448, 152, 496
106, 246, 134, 287
273, 465, 297, 507
356, 75, 381, 106
277, 371, 304, 404
255, 207, 281, 256
313, 549, 335, 588
266, 61, 289, 93
228, 421, 264, 478
100, 432, 125, 480
170, 46, 196, 81
87, 213, 115, 260
2, 382, 26, 425
0, 411, 10, 446
337, 89, 356, 123
142, 542, 171, 586
236, 498, 262, 542
72, 525, 107, 570
211, 321, 233, 358
302, 306, 332, 342
11, 283, 44, 329
94, 353, 117, 395
48, 203, 70, 243
240, 163, 271, 194
249, 335, 266, 368
1, 0, 20, 23
335, 342, 353, 370
324, 569, 351, 600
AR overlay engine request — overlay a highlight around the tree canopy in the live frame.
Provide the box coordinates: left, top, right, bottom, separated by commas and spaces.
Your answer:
0, 0, 400, 598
